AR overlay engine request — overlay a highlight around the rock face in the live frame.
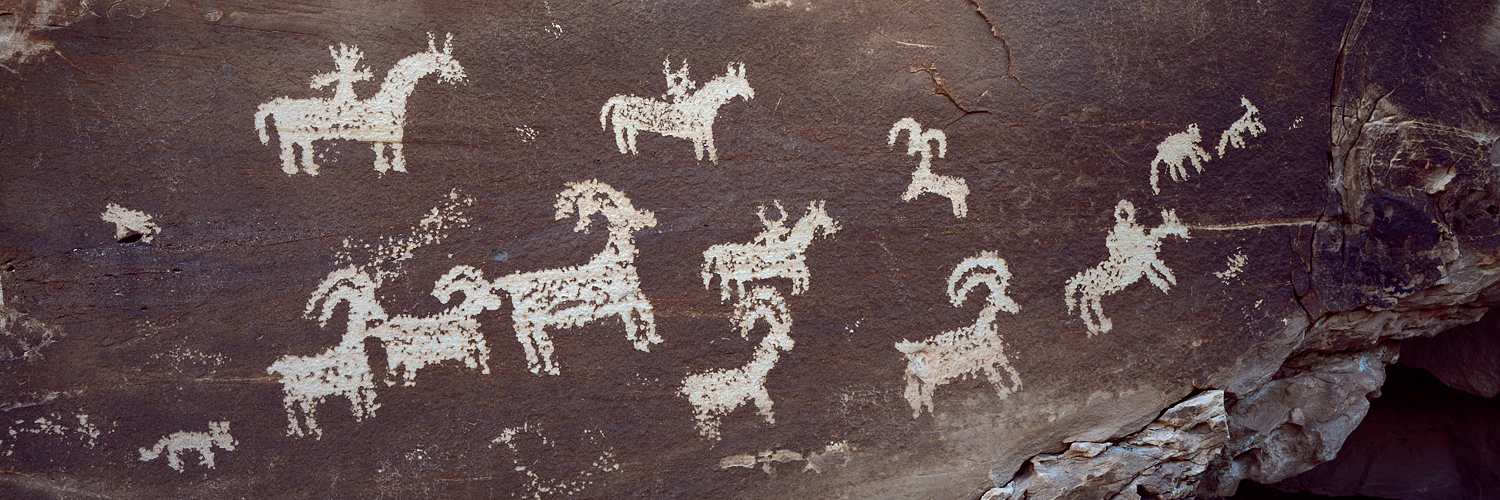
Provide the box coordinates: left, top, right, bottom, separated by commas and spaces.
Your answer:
1269, 365, 1500, 500
1400, 308, 1500, 398
984, 390, 1229, 500
1, 0, 1498, 498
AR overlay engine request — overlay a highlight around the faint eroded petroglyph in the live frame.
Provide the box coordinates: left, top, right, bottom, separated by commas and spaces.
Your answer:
267, 195, 484, 438
1214, 251, 1247, 283
138, 421, 236, 472
101, 203, 160, 243
1065, 200, 1189, 336
1149, 124, 1212, 194
255, 34, 466, 175
491, 424, 621, 500
3, 413, 101, 457
1, 281, 64, 363
889, 118, 969, 217
1216, 97, 1267, 157
702, 200, 840, 301
681, 286, 794, 440
717, 441, 853, 474
894, 251, 1022, 418
492, 180, 660, 375
600, 60, 753, 162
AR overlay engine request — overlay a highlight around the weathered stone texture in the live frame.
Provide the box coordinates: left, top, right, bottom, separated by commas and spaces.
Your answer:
0, 0, 1497, 498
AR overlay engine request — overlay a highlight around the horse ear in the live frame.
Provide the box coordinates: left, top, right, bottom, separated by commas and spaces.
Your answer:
427, 32, 437, 53
737, 63, 746, 77
444, 33, 454, 54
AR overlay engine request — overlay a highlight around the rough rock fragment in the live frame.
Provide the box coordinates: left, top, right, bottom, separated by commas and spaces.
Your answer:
1204, 343, 1397, 496
983, 390, 1227, 500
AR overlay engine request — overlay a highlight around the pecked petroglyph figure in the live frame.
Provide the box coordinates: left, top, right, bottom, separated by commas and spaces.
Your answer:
255, 33, 466, 175
600, 60, 753, 162
1216, 96, 1267, 157
894, 251, 1021, 418
889, 118, 969, 217
681, 286, 794, 440
702, 200, 840, 301
1148, 124, 1212, 194
266, 266, 385, 438
267, 263, 502, 438
491, 180, 661, 375
1064, 200, 1189, 336
138, 421, 237, 472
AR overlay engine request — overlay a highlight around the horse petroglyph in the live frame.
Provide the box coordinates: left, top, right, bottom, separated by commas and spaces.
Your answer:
681, 286, 795, 440
255, 33, 466, 175
1149, 124, 1211, 195
702, 200, 840, 301
1064, 200, 1189, 336
491, 180, 660, 376
138, 421, 236, 472
894, 251, 1022, 418
600, 60, 753, 162
267, 195, 489, 438
889, 118, 969, 217
1216, 97, 1267, 157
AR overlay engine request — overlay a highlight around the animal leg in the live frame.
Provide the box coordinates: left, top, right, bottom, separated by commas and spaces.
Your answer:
514, 323, 543, 375
531, 328, 558, 375
391, 142, 406, 172
300, 142, 321, 176
626, 128, 640, 155
1089, 298, 1111, 335
693, 139, 705, 161
280, 141, 299, 175
753, 385, 774, 424
629, 306, 660, 350
371, 143, 389, 173
613, 124, 628, 154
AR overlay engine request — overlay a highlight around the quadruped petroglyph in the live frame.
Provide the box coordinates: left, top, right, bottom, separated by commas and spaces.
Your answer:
686, 201, 839, 439
702, 200, 840, 301
600, 60, 753, 162
681, 286, 795, 440
267, 194, 477, 438
1064, 200, 1189, 336
493, 180, 661, 376
255, 34, 466, 175
888, 118, 969, 217
894, 251, 1022, 418
1149, 97, 1267, 193
138, 421, 236, 472
1216, 97, 1268, 157
1149, 124, 1212, 195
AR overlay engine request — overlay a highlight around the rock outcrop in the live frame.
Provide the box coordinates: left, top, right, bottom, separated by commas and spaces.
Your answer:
1, 0, 1497, 497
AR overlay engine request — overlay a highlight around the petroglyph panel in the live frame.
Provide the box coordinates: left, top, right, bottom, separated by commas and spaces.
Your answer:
3, 1, 1492, 498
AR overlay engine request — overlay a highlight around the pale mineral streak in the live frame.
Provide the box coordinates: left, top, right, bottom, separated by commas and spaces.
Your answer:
138, 421, 236, 472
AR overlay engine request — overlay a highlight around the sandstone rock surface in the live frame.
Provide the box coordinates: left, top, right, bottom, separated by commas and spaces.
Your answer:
1, 0, 1498, 498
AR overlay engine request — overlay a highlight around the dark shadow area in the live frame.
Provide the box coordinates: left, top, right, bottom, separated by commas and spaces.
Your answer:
1232, 360, 1500, 500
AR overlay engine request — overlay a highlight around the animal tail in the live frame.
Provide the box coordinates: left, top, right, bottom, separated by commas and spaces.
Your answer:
255, 105, 272, 145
